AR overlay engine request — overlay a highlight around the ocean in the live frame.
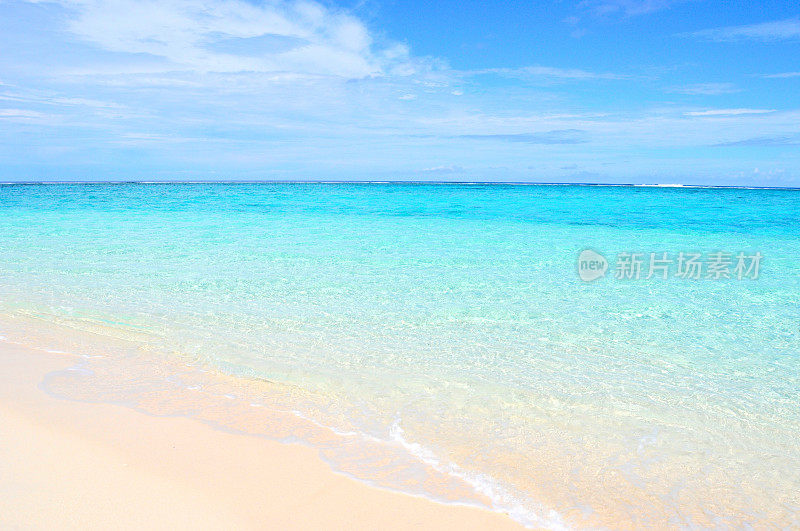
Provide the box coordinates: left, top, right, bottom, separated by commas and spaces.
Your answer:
1, 182, 798, 528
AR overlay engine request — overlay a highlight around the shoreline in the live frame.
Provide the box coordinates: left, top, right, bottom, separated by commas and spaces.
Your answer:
0, 342, 524, 530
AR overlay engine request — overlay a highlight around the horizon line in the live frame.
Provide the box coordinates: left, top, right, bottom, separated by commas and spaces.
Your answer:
1, 180, 799, 190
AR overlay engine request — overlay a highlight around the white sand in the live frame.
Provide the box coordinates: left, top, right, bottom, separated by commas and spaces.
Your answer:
0, 342, 523, 530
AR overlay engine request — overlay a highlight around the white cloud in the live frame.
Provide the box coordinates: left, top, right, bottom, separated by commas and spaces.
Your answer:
668, 83, 739, 95
684, 109, 775, 117
469, 65, 621, 80
30, 0, 412, 79
580, 0, 688, 16
0, 90, 122, 109
0, 108, 56, 123
420, 165, 463, 174
689, 18, 800, 42
762, 72, 800, 79
0, 108, 47, 117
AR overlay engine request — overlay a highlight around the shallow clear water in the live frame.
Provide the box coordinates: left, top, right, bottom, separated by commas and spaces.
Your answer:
1, 183, 799, 528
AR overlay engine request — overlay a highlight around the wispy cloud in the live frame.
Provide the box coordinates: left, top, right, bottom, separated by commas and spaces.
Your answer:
567, 1, 690, 40
0, 108, 48, 118
581, 0, 687, 16
714, 134, 800, 147
0, 89, 123, 110
668, 83, 739, 95
761, 71, 800, 79
0, 108, 55, 124
458, 129, 589, 144
419, 165, 463, 174
469, 66, 622, 81
685, 109, 774, 116
688, 18, 800, 42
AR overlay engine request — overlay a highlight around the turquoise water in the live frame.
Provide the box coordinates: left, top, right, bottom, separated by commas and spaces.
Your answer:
1, 183, 799, 528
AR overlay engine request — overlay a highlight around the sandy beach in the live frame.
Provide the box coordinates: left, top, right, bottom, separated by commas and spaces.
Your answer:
0, 342, 523, 530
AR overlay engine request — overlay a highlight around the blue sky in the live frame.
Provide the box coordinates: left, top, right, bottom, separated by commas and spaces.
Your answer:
0, 0, 799, 184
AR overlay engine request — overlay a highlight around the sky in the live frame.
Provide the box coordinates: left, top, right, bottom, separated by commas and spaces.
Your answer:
0, 0, 799, 185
